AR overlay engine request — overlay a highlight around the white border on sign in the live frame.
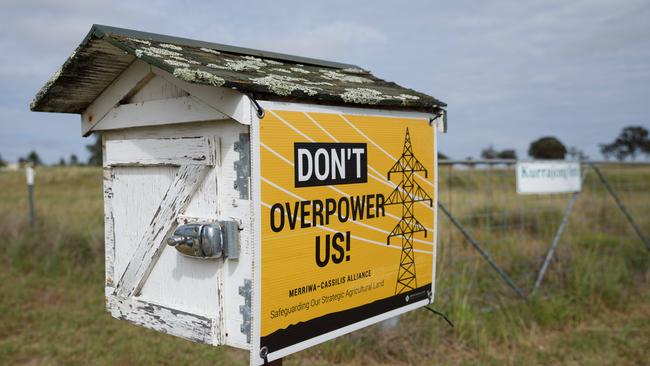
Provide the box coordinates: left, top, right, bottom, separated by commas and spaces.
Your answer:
431, 120, 438, 302
267, 299, 430, 361
250, 103, 263, 366
250, 100, 439, 365
260, 100, 437, 121
516, 161, 582, 195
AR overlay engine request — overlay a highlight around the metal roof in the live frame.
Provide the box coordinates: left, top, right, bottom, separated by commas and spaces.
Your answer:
31, 24, 446, 115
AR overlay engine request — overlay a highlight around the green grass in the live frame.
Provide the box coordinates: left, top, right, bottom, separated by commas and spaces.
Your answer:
1, 166, 648, 365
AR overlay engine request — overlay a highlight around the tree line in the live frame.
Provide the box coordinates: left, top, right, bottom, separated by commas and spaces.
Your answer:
437, 125, 649, 161
0, 134, 102, 167
1, 126, 649, 167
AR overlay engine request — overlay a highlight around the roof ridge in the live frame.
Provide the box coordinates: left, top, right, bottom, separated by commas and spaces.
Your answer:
91, 24, 359, 70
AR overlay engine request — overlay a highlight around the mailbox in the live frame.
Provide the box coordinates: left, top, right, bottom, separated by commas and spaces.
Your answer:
32, 25, 447, 364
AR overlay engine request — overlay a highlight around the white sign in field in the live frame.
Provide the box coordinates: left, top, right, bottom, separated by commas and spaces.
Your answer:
516, 161, 581, 194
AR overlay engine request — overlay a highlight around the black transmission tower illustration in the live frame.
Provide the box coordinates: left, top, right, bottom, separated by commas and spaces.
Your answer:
385, 128, 433, 295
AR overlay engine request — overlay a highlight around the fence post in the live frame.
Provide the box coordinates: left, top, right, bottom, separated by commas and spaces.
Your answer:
26, 166, 35, 227
438, 201, 526, 299
590, 163, 650, 251
531, 166, 590, 298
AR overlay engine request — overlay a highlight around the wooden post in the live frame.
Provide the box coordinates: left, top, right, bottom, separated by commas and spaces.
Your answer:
26, 166, 35, 227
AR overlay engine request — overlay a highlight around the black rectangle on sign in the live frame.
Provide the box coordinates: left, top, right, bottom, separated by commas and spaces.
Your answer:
294, 143, 368, 187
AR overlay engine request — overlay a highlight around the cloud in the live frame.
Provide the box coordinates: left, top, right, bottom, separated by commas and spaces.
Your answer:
0, 0, 649, 163
260, 21, 387, 60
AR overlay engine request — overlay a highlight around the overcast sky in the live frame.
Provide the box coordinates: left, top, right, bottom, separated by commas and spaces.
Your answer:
1, 0, 649, 164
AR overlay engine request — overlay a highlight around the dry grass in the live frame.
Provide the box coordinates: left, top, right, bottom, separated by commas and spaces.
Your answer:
0, 165, 648, 365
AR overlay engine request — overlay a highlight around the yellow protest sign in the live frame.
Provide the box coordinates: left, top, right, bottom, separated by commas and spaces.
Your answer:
259, 110, 437, 354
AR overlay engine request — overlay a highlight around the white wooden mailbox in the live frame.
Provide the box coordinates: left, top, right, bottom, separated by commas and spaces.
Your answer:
32, 25, 447, 364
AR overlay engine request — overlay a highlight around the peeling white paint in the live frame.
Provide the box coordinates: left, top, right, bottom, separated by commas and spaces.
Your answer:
108, 295, 214, 345
250, 74, 319, 96
106, 137, 214, 166
200, 47, 221, 55
173, 68, 226, 87
113, 163, 210, 298
159, 43, 183, 51
320, 69, 373, 83
341, 88, 385, 104
99, 121, 254, 348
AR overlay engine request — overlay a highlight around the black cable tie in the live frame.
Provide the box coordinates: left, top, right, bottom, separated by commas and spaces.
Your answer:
425, 306, 454, 328
260, 346, 270, 365
246, 93, 265, 119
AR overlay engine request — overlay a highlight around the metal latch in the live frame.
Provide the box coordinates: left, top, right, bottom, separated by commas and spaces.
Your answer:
166, 221, 239, 259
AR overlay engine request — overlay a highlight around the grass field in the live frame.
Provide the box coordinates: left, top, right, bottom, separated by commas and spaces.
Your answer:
0, 166, 648, 365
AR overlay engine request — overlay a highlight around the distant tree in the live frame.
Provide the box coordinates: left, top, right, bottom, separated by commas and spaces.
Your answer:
497, 149, 517, 159
437, 152, 449, 160
26, 150, 43, 166
0, 153, 6, 168
481, 146, 517, 160
480, 145, 498, 159
528, 137, 567, 159
58, 157, 66, 166
567, 146, 588, 161
600, 126, 649, 161
69, 154, 79, 166
86, 133, 102, 166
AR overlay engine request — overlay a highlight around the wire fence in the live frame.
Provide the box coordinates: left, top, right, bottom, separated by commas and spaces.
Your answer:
435, 160, 650, 307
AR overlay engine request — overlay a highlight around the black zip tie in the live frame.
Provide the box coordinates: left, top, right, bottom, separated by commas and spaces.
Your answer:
260, 346, 270, 365
246, 93, 265, 119
425, 306, 454, 328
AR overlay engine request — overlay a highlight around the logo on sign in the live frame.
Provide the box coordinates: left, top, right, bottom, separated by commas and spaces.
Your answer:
294, 143, 368, 187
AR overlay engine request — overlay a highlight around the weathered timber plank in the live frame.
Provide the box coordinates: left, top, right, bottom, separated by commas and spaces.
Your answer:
93, 95, 228, 132
114, 164, 210, 297
104, 167, 116, 287
151, 66, 252, 125
105, 137, 214, 166
107, 295, 214, 344
82, 59, 153, 136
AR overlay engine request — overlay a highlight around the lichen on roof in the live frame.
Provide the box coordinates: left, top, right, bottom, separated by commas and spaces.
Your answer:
250, 74, 320, 96
173, 68, 225, 86
31, 24, 446, 114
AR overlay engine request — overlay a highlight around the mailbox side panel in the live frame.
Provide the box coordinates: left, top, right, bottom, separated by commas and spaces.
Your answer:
104, 120, 254, 348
